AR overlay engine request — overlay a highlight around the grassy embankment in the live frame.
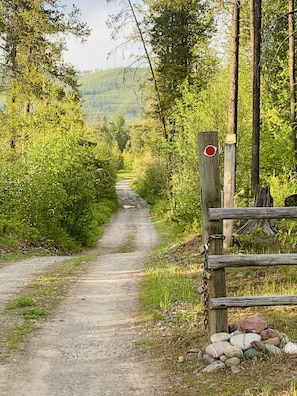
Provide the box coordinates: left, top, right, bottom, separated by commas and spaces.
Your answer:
140, 212, 297, 396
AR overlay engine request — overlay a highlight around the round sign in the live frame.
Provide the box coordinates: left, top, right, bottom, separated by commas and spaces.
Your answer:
203, 145, 217, 157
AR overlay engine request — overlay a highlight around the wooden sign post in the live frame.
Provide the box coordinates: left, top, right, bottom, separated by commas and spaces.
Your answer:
198, 131, 228, 335
223, 134, 236, 249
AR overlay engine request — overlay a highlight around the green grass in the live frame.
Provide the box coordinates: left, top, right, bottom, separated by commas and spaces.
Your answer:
139, 228, 297, 396
141, 255, 200, 321
7, 296, 35, 309
1, 252, 100, 354
21, 308, 46, 319
117, 170, 136, 181
143, 264, 195, 309
114, 232, 137, 253
0, 252, 45, 262
6, 320, 37, 349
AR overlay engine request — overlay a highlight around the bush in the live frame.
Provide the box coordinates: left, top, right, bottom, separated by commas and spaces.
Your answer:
132, 156, 167, 204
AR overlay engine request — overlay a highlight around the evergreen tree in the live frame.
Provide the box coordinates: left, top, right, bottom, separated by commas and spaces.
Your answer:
0, 0, 90, 153
145, 0, 214, 117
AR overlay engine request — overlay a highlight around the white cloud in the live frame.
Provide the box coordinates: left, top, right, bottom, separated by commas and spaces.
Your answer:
62, 0, 136, 71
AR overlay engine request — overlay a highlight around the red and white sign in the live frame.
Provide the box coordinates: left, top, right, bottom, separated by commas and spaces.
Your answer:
203, 145, 217, 157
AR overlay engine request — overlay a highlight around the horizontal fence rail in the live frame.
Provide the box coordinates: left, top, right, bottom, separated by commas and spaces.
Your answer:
209, 206, 297, 220
203, 203, 297, 334
210, 295, 297, 309
208, 253, 297, 269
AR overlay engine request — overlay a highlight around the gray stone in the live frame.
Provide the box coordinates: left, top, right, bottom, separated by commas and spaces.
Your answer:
283, 342, 297, 354
244, 348, 261, 360
187, 349, 203, 362
202, 360, 225, 373
264, 344, 282, 356
275, 331, 290, 345
224, 345, 244, 358
210, 332, 231, 343
225, 357, 241, 367
232, 329, 244, 336
205, 341, 231, 358
230, 333, 261, 350
203, 354, 215, 365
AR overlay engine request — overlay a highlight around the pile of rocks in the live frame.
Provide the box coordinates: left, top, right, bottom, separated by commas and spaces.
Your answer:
188, 316, 297, 373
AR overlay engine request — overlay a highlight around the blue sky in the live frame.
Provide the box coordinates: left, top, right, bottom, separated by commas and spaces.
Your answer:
63, 0, 135, 71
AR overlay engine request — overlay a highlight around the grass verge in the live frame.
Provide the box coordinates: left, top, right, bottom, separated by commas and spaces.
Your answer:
0, 252, 99, 359
139, 228, 297, 396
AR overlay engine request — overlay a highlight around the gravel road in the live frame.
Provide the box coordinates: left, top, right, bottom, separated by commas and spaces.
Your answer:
0, 180, 168, 396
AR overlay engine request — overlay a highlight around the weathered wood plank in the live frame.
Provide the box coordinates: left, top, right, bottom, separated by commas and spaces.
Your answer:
198, 131, 227, 335
210, 295, 297, 309
223, 141, 236, 249
208, 253, 297, 269
209, 207, 297, 220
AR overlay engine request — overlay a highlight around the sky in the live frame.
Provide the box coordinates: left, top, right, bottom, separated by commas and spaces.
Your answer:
62, 0, 137, 72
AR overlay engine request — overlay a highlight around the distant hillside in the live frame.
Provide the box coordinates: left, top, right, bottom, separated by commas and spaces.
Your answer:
78, 67, 149, 124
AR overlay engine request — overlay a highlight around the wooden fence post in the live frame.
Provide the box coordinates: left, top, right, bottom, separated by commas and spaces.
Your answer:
198, 131, 228, 335
223, 135, 236, 249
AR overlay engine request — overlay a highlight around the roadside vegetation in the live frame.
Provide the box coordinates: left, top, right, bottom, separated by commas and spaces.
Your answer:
139, 223, 297, 396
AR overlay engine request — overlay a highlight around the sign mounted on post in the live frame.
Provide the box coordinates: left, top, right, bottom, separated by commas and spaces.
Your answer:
203, 145, 217, 157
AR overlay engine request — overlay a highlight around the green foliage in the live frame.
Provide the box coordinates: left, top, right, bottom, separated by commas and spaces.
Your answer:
0, 0, 118, 254
132, 154, 167, 205
277, 220, 297, 250
21, 309, 46, 320
8, 297, 35, 309
0, 91, 118, 253
146, 0, 215, 114
6, 321, 36, 350
109, 113, 130, 152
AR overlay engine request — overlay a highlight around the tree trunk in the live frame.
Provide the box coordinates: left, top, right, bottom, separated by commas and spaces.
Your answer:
250, 0, 262, 190
236, 185, 276, 235
223, 0, 240, 249
127, 0, 167, 140
289, 0, 297, 164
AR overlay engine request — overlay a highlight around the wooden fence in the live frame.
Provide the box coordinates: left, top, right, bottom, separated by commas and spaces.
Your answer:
198, 131, 297, 336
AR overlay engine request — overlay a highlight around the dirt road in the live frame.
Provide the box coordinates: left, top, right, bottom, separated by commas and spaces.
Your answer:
0, 181, 168, 396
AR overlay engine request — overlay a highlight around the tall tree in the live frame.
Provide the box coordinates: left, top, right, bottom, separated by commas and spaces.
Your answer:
0, 0, 90, 153
224, 0, 240, 248
288, 0, 297, 163
146, 0, 214, 118
250, 0, 262, 190
144, 0, 215, 204
0, 0, 89, 101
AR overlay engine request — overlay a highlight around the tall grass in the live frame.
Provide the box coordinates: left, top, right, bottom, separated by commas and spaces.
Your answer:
141, 255, 201, 322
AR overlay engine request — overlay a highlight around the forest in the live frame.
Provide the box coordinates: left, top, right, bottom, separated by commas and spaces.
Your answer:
79, 67, 147, 123
0, 0, 297, 254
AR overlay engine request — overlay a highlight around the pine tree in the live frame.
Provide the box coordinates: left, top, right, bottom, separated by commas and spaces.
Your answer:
0, 0, 90, 153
